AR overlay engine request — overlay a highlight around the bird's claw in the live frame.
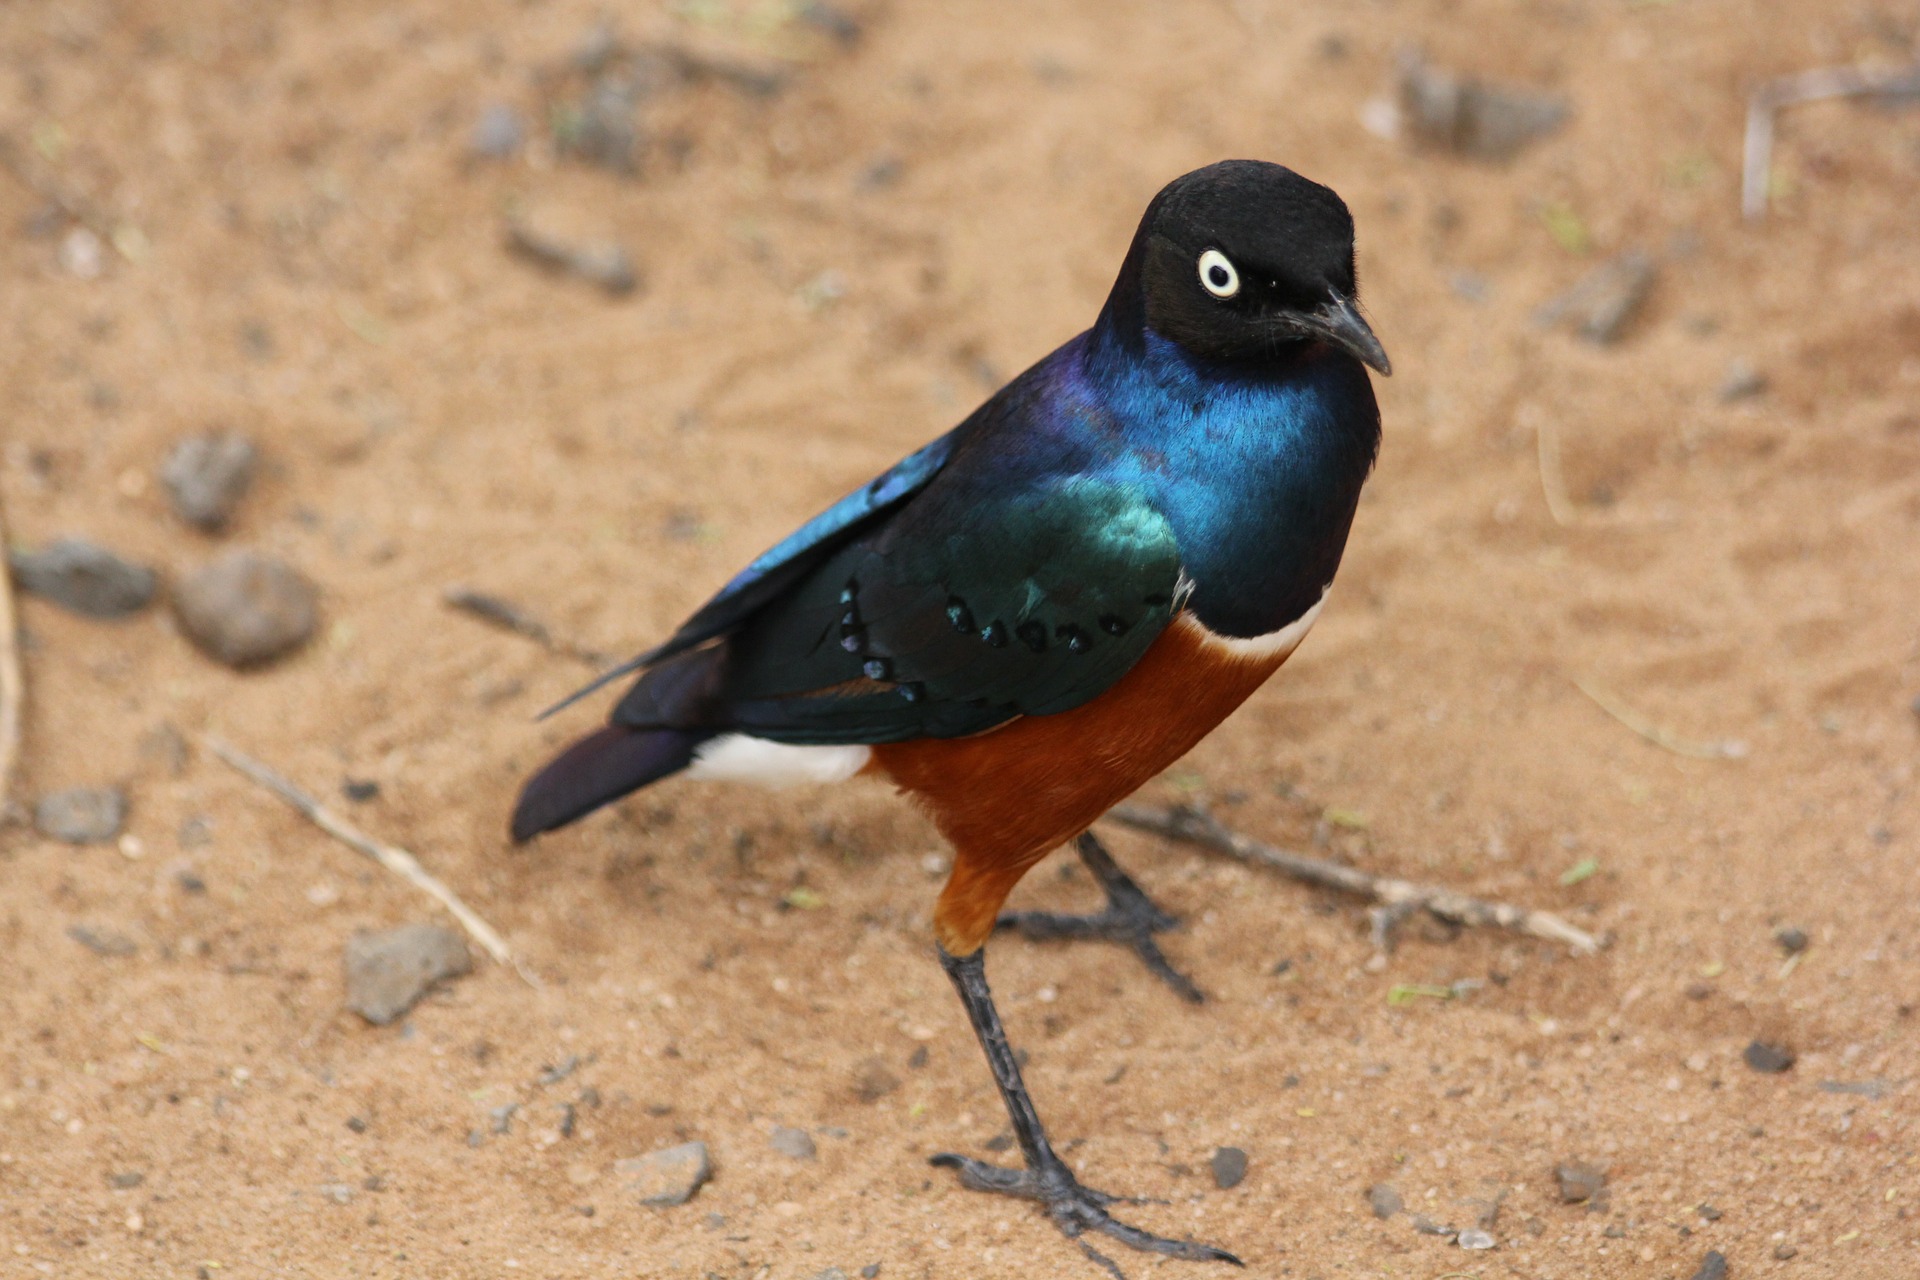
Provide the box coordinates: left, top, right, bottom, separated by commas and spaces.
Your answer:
995, 834, 1206, 1004
929, 1152, 1242, 1275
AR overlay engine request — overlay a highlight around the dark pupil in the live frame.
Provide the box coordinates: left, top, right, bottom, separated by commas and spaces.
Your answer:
1208, 264, 1231, 288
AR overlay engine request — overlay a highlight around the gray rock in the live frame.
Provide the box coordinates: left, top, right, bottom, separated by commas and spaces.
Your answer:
319, 1182, 355, 1205
1397, 50, 1569, 160
172, 550, 318, 667
1209, 1146, 1248, 1190
343, 924, 473, 1025
1554, 1160, 1609, 1204
1774, 925, 1809, 954
770, 1125, 817, 1160
616, 1141, 711, 1207
470, 102, 525, 159
1689, 1251, 1729, 1280
34, 786, 127, 844
1457, 1228, 1496, 1250
505, 220, 639, 297
1367, 1183, 1404, 1219
1562, 251, 1657, 344
162, 431, 257, 531
10, 539, 157, 618
1743, 1039, 1795, 1073
1718, 359, 1767, 402
67, 923, 137, 957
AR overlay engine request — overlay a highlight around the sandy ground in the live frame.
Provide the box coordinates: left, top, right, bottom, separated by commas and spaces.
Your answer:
4, 1, 1920, 1277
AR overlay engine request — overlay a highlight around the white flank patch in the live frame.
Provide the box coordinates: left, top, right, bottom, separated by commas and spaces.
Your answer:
686, 735, 872, 787
1188, 589, 1328, 661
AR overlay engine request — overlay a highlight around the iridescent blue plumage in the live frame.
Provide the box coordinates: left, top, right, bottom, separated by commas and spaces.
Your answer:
517, 157, 1385, 836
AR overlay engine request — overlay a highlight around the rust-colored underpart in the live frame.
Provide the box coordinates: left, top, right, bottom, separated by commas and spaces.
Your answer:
869, 615, 1296, 955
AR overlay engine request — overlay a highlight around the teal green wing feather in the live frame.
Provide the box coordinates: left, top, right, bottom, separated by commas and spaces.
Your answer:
681, 478, 1184, 744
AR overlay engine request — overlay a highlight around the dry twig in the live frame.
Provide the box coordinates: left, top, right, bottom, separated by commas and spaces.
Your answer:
443, 586, 611, 667
0, 495, 20, 809
204, 735, 535, 984
1572, 676, 1748, 761
1742, 62, 1920, 220
1106, 803, 1601, 955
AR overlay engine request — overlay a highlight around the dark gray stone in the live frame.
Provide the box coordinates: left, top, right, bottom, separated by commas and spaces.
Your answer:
172, 550, 318, 667
1743, 1040, 1795, 1073
343, 924, 472, 1025
10, 539, 157, 618
616, 1141, 710, 1207
34, 786, 126, 844
1209, 1146, 1248, 1190
162, 431, 257, 531
1689, 1250, 1729, 1280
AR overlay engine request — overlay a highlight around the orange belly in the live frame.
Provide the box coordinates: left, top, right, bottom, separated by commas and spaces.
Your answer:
869, 614, 1297, 954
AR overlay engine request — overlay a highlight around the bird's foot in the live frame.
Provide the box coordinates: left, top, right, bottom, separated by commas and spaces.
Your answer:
995, 834, 1203, 1003
930, 1151, 1241, 1278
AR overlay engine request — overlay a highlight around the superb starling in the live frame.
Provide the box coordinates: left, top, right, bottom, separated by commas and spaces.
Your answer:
514, 159, 1389, 1272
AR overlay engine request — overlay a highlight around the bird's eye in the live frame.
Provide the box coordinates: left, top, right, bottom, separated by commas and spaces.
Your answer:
1197, 249, 1240, 300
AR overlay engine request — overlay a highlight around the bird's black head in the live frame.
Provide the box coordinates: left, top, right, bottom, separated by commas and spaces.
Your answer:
1100, 160, 1390, 375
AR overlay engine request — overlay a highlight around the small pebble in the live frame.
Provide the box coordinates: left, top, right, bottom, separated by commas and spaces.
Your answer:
1396, 50, 1569, 159
342, 779, 381, 803
1774, 1242, 1798, 1260
861, 1267, 880, 1279
1718, 359, 1767, 402
1209, 1146, 1248, 1190
769, 1126, 817, 1160
1554, 1160, 1608, 1204
67, 924, 137, 957
320, 1183, 354, 1206
470, 102, 525, 159
850, 1056, 900, 1103
1698, 1204, 1722, 1221
34, 786, 127, 844
1743, 1040, 1795, 1074
1689, 1250, 1729, 1280
10, 538, 157, 618
161, 431, 257, 532
615, 1141, 711, 1207
1457, 1228, 1495, 1250
1774, 925, 1809, 955
809, 1270, 849, 1280
343, 924, 473, 1025
108, 1171, 145, 1189
490, 1103, 518, 1135
1543, 251, 1657, 344
1366, 1183, 1403, 1219
505, 219, 639, 296
172, 549, 318, 668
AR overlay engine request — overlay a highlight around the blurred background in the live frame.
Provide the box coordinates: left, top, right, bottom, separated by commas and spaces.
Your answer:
3, 1, 1917, 1275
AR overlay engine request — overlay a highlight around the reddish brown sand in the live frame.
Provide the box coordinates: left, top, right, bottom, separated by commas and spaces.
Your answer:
4, 2, 1918, 1277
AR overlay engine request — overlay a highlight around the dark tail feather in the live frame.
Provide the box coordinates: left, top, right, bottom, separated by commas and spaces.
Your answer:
511, 725, 706, 842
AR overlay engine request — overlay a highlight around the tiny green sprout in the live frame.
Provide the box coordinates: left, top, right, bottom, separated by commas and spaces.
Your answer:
1559, 857, 1601, 887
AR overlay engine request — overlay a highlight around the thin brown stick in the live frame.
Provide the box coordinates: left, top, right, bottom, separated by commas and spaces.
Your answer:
1105, 803, 1601, 955
204, 735, 536, 984
0, 493, 20, 809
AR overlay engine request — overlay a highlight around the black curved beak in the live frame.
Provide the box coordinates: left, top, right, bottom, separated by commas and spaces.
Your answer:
1305, 294, 1392, 376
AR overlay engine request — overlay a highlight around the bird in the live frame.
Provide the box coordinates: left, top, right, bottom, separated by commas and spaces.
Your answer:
511, 158, 1389, 1274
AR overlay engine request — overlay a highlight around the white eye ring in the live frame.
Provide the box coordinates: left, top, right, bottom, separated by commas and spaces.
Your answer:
1197, 249, 1240, 299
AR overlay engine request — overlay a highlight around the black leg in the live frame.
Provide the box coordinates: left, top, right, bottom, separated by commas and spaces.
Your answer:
996, 831, 1205, 1004
929, 945, 1243, 1277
